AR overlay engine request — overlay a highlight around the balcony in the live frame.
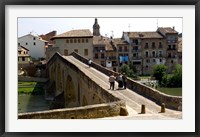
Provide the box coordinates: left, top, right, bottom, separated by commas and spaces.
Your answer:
167, 40, 177, 44
106, 56, 117, 60
93, 49, 105, 52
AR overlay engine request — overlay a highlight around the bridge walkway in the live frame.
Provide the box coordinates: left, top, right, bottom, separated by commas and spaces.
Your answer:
63, 55, 182, 119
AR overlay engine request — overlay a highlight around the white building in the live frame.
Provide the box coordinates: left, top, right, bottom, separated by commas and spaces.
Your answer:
18, 33, 48, 59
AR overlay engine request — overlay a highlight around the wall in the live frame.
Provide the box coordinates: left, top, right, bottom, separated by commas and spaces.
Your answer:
18, 76, 48, 82
18, 101, 126, 119
54, 38, 93, 59
71, 52, 182, 110
18, 34, 47, 59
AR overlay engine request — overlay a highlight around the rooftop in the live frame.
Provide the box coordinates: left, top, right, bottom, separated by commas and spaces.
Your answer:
51, 29, 93, 40
124, 32, 163, 39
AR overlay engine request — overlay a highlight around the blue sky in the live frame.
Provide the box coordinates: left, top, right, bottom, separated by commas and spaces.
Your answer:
18, 18, 182, 38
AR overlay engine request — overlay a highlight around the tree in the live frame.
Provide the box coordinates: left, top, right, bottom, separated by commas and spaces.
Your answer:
119, 64, 137, 78
152, 64, 167, 84
167, 64, 182, 87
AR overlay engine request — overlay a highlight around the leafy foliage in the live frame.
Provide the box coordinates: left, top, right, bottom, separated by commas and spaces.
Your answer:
152, 64, 167, 84
119, 64, 137, 78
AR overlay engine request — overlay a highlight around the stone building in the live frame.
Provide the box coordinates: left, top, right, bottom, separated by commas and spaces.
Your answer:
50, 29, 93, 60
18, 45, 31, 68
122, 27, 180, 75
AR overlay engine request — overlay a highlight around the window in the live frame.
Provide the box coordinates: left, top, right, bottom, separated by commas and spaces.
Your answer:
119, 47, 122, 51
70, 39, 73, 43
168, 53, 171, 58
159, 51, 162, 57
160, 59, 162, 62
145, 51, 148, 57
159, 42, 162, 48
173, 45, 176, 50
152, 51, 156, 57
101, 53, 105, 59
18, 43, 20, 45
84, 49, 88, 56
64, 49, 68, 56
26, 42, 28, 45
146, 59, 149, 63
153, 59, 156, 62
152, 42, 155, 49
33, 42, 36, 45
18, 51, 21, 54
171, 60, 174, 64
168, 45, 171, 50
86, 39, 89, 43
146, 65, 148, 68
74, 39, 77, 43
22, 57, 25, 61
33, 37, 36, 40
74, 49, 78, 53
82, 39, 85, 43
95, 53, 98, 59
145, 43, 148, 49
78, 39, 81, 43
66, 39, 69, 43
124, 46, 128, 52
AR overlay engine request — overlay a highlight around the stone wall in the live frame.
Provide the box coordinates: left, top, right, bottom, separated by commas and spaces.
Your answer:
18, 101, 126, 119
18, 76, 48, 82
71, 52, 182, 110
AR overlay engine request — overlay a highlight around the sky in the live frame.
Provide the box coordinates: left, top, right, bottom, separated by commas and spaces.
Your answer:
18, 18, 182, 38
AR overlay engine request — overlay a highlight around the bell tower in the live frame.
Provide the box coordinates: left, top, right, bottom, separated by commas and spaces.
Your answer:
93, 18, 100, 36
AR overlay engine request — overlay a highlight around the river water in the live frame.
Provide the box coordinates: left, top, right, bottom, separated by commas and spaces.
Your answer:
18, 94, 51, 113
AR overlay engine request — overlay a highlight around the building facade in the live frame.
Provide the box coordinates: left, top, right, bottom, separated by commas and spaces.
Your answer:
18, 45, 31, 67
18, 34, 48, 59
50, 29, 93, 60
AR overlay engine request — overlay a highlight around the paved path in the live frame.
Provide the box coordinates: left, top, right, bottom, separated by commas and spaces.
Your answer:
63, 56, 182, 119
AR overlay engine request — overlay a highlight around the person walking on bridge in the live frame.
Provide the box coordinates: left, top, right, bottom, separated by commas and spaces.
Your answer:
88, 59, 92, 68
122, 73, 127, 89
109, 73, 116, 90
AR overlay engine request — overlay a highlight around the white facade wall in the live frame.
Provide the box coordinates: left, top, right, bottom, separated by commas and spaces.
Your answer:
54, 38, 93, 59
18, 34, 47, 59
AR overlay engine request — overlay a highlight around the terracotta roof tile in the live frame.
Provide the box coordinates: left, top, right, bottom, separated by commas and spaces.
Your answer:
124, 32, 163, 39
51, 29, 92, 39
157, 27, 178, 37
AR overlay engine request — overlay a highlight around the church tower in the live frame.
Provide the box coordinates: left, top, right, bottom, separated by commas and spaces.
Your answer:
93, 18, 100, 36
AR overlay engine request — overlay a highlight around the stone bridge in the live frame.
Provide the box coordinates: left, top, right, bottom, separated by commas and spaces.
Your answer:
19, 52, 182, 119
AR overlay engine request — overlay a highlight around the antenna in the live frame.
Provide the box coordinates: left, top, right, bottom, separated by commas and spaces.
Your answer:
111, 30, 114, 37
156, 18, 159, 28
128, 24, 131, 32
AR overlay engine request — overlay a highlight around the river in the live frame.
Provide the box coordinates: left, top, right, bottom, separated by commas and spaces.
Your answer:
18, 94, 51, 113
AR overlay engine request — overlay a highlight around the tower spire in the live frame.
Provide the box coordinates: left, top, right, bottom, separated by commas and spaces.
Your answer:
93, 18, 100, 36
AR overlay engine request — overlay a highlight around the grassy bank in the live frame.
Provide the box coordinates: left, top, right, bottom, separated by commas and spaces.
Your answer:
18, 82, 45, 95
157, 87, 182, 96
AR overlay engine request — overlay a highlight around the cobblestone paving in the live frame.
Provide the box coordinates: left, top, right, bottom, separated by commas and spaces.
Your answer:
64, 56, 182, 120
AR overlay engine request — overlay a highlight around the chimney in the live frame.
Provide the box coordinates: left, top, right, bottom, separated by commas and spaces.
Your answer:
173, 26, 175, 30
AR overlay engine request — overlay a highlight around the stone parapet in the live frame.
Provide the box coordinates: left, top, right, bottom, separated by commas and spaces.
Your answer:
70, 52, 182, 110
18, 101, 126, 119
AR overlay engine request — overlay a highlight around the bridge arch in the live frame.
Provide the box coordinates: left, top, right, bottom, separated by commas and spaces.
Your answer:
65, 74, 76, 107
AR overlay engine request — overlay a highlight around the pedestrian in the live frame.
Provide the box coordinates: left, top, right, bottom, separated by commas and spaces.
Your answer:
122, 73, 127, 89
117, 73, 123, 89
88, 59, 92, 68
109, 73, 115, 90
